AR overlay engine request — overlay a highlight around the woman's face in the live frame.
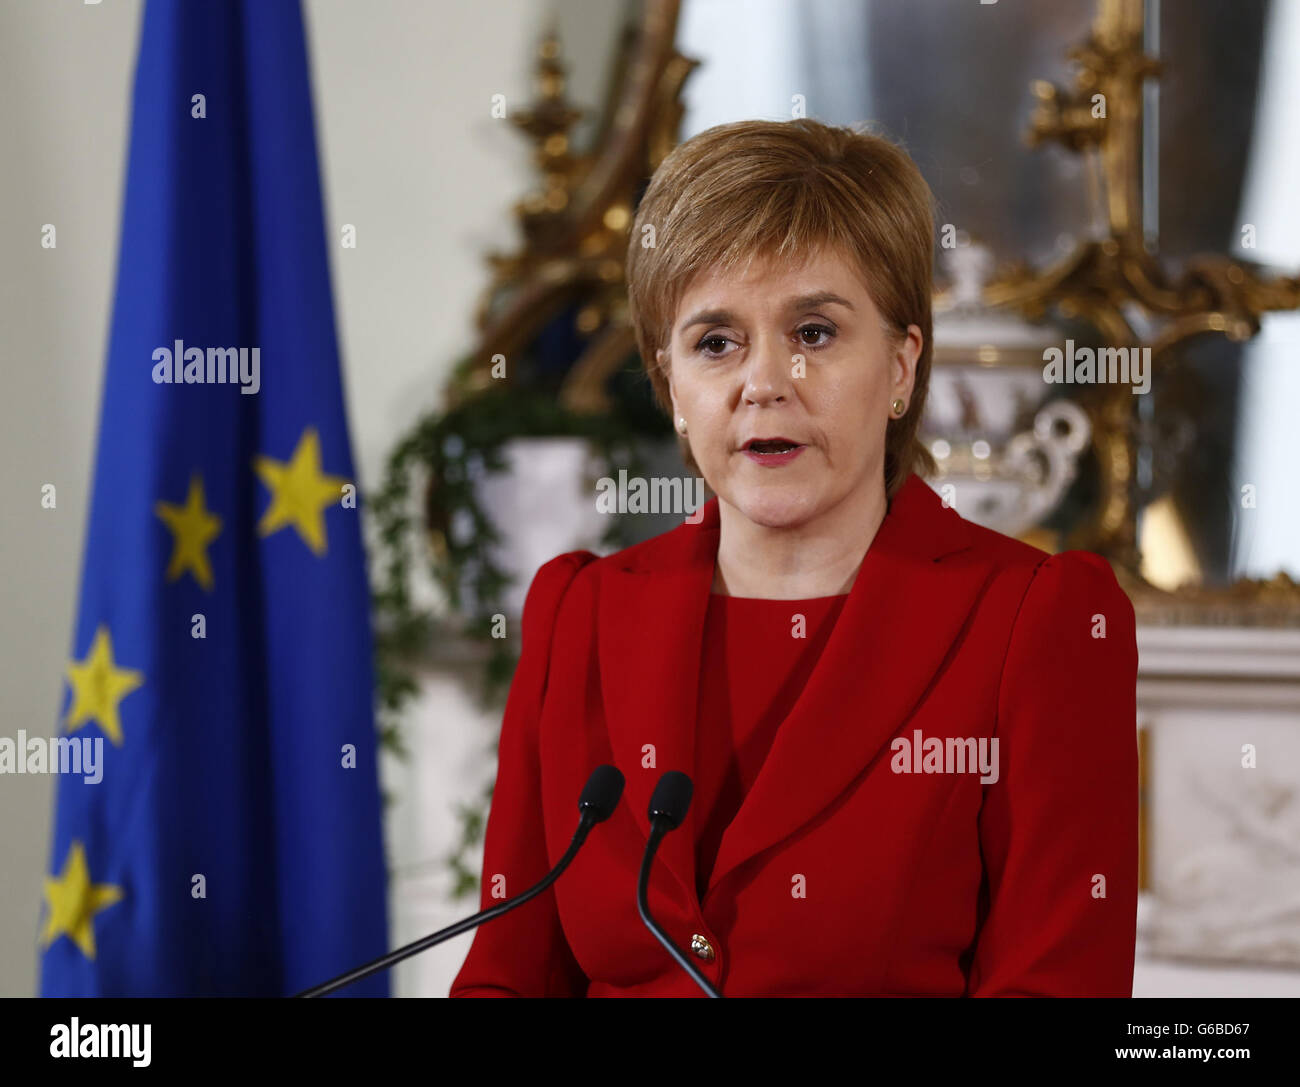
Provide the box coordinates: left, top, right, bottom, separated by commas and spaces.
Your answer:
662, 246, 922, 529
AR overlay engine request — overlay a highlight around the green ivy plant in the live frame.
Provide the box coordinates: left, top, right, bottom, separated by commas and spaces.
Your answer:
369, 359, 664, 899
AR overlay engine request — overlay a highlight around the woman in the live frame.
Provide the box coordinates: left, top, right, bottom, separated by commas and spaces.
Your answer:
451, 119, 1138, 997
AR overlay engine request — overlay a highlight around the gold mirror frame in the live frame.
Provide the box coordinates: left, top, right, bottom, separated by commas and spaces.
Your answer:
447, 0, 694, 413
448, 0, 1300, 626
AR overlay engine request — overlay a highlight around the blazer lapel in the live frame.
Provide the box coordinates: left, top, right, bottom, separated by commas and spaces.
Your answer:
599, 473, 980, 909
599, 499, 719, 908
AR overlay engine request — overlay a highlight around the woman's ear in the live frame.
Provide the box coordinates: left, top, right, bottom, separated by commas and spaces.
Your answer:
893, 325, 923, 402
658, 348, 679, 417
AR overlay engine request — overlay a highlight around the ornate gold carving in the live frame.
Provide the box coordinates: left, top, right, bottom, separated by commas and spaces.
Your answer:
981, 0, 1300, 582
1121, 567, 1300, 628
449, 0, 696, 414
447, 0, 1298, 623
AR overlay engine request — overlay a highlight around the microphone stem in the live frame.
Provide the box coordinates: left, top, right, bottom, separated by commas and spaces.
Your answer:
296, 815, 595, 998
637, 826, 723, 998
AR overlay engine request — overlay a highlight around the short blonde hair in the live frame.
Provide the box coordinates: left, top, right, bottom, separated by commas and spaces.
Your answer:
626, 118, 937, 501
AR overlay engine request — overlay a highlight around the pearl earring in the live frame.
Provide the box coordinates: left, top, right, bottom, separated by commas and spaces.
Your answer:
676, 417, 688, 435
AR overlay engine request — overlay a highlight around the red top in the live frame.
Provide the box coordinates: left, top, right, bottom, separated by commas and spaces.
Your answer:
693, 592, 847, 900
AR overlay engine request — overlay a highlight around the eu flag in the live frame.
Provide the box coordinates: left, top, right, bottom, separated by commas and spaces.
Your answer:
39, 0, 389, 996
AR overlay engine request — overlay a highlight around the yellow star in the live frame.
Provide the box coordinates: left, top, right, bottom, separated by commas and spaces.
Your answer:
65, 626, 144, 747
154, 474, 222, 590
39, 841, 124, 960
253, 427, 350, 556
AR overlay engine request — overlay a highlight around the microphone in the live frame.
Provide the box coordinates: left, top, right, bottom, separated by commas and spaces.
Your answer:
636, 770, 723, 998
295, 764, 625, 998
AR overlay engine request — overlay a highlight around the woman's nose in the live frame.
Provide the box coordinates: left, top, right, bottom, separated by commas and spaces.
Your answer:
742, 332, 798, 405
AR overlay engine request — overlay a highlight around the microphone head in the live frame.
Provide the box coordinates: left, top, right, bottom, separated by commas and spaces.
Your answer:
578, 765, 625, 823
648, 770, 693, 830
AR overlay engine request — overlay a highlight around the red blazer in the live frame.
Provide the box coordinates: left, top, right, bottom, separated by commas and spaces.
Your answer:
450, 472, 1139, 997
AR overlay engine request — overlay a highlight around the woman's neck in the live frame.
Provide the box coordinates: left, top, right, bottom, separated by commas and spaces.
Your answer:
712, 484, 888, 600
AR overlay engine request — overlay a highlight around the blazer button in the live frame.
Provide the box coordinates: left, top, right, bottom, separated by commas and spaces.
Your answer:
690, 933, 715, 962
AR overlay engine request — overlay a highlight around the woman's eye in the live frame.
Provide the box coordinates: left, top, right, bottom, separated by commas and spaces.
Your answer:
798, 324, 835, 347
694, 326, 832, 356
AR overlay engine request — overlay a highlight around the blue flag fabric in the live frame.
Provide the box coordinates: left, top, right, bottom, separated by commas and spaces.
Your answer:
39, 0, 389, 997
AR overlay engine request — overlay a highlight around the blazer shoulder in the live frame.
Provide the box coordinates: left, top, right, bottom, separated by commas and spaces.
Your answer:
521, 550, 599, 634
951, 511, 1051, 573
1017, 547, 1133, 615
948, 512, 1130, 619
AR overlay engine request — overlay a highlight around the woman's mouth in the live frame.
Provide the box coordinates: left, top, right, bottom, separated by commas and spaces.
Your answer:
742, 438, 806, 466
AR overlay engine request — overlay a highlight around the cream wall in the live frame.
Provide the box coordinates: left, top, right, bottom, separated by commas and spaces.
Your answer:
0, 0, 552, 997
